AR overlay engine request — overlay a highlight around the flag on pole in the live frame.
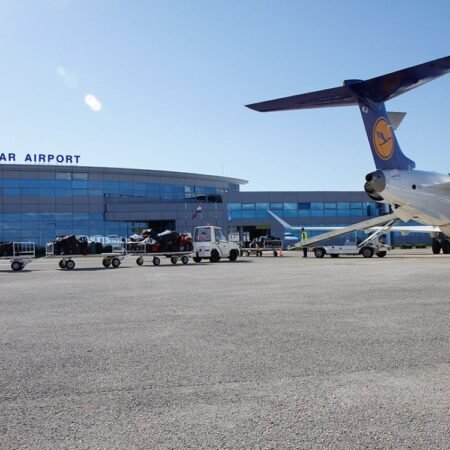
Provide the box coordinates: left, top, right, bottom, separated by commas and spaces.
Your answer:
192, 204, 202, 219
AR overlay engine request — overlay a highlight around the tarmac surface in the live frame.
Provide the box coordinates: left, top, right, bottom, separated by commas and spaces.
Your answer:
1, 249, 449, 449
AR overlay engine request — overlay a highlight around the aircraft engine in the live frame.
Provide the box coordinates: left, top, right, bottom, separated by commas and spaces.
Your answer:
364, 170, 386, 201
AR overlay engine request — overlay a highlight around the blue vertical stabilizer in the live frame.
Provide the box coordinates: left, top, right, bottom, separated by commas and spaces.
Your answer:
246, 56, 450, 170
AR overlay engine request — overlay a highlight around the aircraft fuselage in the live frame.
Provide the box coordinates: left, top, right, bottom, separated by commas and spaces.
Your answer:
365, 169, 450, 235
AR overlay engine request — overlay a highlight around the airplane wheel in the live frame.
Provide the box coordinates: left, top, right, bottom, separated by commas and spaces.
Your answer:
314, 248, 325, 258
442, 240, 450, 254
361, 247, 374, 258
432, 239, 441, 254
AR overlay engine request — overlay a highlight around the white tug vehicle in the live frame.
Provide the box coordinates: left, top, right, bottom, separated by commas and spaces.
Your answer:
193, 226, 240, 263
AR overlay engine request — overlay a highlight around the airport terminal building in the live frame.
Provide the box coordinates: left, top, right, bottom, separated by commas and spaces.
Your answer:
0, 164, 425, 247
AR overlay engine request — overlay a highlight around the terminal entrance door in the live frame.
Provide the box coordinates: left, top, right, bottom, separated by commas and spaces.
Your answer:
243, 225, 272, 241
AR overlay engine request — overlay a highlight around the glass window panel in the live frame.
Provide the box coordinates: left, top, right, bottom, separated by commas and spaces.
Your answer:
73, 172, 88, 180
55, 189, 72, 197
350, 202, 362, 209
298, 202, 311, 210
55, 180, 72, 189
324, 202, 336, 209
242, 203, 255, 210
298, 210, 311, 217
147, 183, 160, 192
270, 203, 283, 210
5, 188, 20, 195
241, 210, 255, 218
72, 180, 87, 189
255, 203, 269, 210
324, 210, 336, 217
255, 210, 270, 218
311, 210, 324, 217
88, 189, 103, 196
311, 202, 324, 210
228, 203, 241, 211
3, 179, 22, 187
284, 202, 297, 210
104, 181, 119, 193
73, 189, 87, 196
56, 172, 72, 180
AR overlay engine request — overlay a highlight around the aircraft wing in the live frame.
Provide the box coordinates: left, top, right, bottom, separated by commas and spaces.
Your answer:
268, 210, 441, 238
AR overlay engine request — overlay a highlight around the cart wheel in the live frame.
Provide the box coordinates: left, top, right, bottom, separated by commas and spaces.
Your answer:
111, 258, 121, 268
136, 257, 144, 266
11, 261, 22, 271
193, 256, 202, 263
170, 256, 178, 264
181, 255, 189, 265
153, 256, 161, 266
65, 259, 76, 270
102, 259, 111, 268
59, 259, 66, 269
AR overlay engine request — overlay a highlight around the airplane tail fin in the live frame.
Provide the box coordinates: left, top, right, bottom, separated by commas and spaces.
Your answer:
246, 56, 450, 171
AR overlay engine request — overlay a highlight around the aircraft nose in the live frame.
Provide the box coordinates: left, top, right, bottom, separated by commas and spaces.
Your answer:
364, 170, 386, 200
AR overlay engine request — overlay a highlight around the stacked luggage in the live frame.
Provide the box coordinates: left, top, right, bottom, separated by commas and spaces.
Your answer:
126, 229, 193, 253
51, 235, 113, 255
0, 242, 14, 257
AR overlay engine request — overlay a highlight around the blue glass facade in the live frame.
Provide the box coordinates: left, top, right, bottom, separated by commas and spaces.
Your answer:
0, 165, 244, 246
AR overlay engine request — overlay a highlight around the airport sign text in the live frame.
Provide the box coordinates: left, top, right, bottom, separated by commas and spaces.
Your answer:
0, 153, 81, 164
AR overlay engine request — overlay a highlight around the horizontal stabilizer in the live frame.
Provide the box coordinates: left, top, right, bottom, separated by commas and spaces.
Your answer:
246, 56, 450, 112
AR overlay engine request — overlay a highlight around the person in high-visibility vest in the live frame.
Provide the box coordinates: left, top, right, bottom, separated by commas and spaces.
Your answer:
301, 227, 308, 257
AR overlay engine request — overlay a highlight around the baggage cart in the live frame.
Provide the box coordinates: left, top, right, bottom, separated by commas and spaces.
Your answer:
46, 242, 126, 270
1, 242, 35, 271
126, 242, 192, 266
240, 239, 283, 257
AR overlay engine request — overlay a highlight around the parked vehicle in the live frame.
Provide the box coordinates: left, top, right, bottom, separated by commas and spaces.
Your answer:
193, 226, 240, 262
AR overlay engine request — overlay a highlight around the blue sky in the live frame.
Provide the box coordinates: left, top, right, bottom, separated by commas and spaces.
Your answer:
0, 0, 449, 191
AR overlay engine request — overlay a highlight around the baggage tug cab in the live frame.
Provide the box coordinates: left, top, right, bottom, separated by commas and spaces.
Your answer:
193, 226, 240, 263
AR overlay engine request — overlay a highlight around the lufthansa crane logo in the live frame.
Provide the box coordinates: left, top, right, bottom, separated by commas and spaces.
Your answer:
373, 117, 394, 160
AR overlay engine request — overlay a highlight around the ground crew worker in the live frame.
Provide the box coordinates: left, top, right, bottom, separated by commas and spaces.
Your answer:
301, 227, 308, 257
